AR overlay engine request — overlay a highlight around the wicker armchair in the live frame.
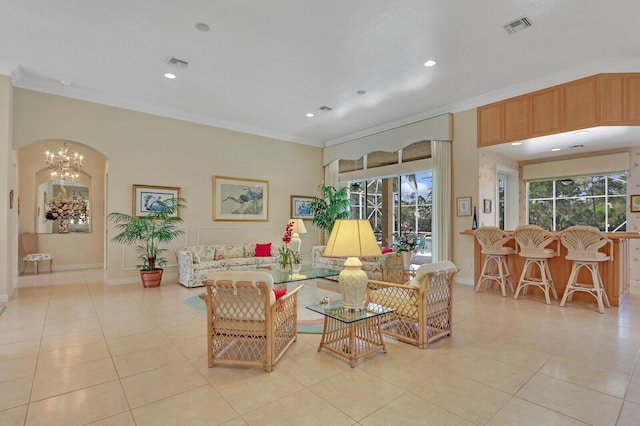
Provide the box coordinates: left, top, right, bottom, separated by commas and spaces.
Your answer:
366, 261, 458, 349
202, 271, 302, 372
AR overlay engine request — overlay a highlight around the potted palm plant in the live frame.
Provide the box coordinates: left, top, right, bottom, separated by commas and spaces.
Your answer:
108, 197, 186, 288
310, 185, 351, 240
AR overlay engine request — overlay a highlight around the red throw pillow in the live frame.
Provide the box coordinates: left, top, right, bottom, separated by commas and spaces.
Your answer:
381, 246, 394, 254
255, 243, 272, 257
273, 288, 287, 300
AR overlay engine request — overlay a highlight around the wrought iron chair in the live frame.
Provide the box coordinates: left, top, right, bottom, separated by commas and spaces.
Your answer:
474, 226, 515, 296
513, 225, 559, 304
559, 226, 612, 314
21, 232, 54, 274
202, 271, 302, 372
366, 261, 458, 349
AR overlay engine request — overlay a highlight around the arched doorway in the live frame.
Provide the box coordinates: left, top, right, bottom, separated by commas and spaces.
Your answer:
17, 139, 107, 272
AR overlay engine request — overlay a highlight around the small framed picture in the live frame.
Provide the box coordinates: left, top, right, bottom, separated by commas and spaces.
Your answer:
291, 195, 314, 219
631, 195, 640, 212
484, 199, 492, 214
457, 196, 471, 217
132, 185, 181, 218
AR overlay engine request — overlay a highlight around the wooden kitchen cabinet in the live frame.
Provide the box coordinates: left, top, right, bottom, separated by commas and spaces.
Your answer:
531, 87, 562, 136
597, 74, 624, 124
477, 102, 503, 147
504, 95, 530, 141
477, 73, 640, 148
563, 76, 597, 130
624, 74, 640, 123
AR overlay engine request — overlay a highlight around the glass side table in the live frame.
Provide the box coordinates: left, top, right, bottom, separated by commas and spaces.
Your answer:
306, 301, 395, 367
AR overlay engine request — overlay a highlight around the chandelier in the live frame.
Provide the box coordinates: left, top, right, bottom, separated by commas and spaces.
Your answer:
45, 143, 84, 182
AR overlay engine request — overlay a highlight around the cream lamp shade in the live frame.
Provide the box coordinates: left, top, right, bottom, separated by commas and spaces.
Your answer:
323, 219, 381, 309
288, 219, 307, 253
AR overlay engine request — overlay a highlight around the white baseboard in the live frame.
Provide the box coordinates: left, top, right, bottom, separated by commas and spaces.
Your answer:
52, 263, 103, 272
455, 277, 474, 286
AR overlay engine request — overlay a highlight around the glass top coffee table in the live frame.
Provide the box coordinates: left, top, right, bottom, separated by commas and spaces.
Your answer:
252, 265, 339, 285
306, 301, 394, 367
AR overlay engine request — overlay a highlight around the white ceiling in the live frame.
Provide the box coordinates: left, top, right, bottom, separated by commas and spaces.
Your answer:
2, 0, 640, 158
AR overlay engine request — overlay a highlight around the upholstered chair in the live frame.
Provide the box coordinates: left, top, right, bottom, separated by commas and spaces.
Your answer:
366, 261, 458, 349
202, 271, 302, 372
21, 232, 54, 274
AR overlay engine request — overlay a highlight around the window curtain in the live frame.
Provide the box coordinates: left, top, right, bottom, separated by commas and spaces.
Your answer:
431, 140, 451, 262
324, 160, 341, 189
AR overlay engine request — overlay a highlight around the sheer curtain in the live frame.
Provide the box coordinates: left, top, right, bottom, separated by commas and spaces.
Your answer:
432, 140, 452, 262
324, 160, 341, 189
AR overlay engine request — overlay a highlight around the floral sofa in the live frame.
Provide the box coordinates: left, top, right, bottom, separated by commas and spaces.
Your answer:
176, 243, 280, 288
311, 245, 403, 281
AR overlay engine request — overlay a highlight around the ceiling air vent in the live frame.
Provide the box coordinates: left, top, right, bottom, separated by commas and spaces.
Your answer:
319, 106, 333, 111
503, 16, 532, 35
166, 56, 189, 69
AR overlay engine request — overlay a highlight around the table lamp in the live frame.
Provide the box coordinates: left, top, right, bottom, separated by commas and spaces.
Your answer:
288, 218, 307, 253
323, 219, 381, 309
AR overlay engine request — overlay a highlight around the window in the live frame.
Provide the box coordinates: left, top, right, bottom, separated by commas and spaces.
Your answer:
349, 171, 432, 255
527, 173, 627, 232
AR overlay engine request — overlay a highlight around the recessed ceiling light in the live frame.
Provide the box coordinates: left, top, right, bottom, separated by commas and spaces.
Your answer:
551, 148, 561, 152
511, 142, 522, 146
306, 113, 314, 118
575, 130, 589, 135
424, 59, 437, 67
195, 22, 210, 32
164, 73, 176, 79
59, 80, 71, 86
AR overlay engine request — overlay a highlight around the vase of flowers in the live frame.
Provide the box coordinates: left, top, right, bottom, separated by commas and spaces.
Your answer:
393, 228, 418, 269
279, 221, 301, 271
45, 187, 89, 233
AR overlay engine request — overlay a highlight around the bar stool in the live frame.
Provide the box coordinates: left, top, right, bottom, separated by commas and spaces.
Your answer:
513, 225, 559, 305
559, 226, 612, 314
474, 226, 515, 297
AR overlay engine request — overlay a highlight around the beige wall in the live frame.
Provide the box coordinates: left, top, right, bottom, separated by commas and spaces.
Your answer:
11, 88, 324, 285
0, 76, 16, 302
451, 109, 478, 284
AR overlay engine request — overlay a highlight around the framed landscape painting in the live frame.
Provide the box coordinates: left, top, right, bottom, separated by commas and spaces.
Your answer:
213, 176, 269, 221
291, 195, 314, 219
132, 185, 181, 218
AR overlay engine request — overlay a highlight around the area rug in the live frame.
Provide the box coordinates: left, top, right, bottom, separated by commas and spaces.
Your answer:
184, 278, 341, 334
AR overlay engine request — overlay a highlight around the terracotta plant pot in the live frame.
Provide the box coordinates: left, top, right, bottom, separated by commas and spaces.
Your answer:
140, 269, 163, 288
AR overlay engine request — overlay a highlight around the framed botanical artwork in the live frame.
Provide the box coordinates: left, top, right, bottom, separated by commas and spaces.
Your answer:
631, 195, 640, 213
291, 195, 314, 219
132, 184, 181, 218
213, 176, 269, 221
456, 196, 472, 217
484, 198, 492, 214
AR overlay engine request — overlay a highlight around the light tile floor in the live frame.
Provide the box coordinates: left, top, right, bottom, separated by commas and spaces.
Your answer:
1, 269, 639, 425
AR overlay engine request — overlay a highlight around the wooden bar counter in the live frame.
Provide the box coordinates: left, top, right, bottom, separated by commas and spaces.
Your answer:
462, 230, 640, 307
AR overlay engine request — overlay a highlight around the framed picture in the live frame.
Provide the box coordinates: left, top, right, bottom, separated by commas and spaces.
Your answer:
457, 196, 472, 217
132, 185, 181, 218
484, 198, 492, 214
213, 176, 269, 221
291, 195, 314, 219
631, 195, 640, 212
